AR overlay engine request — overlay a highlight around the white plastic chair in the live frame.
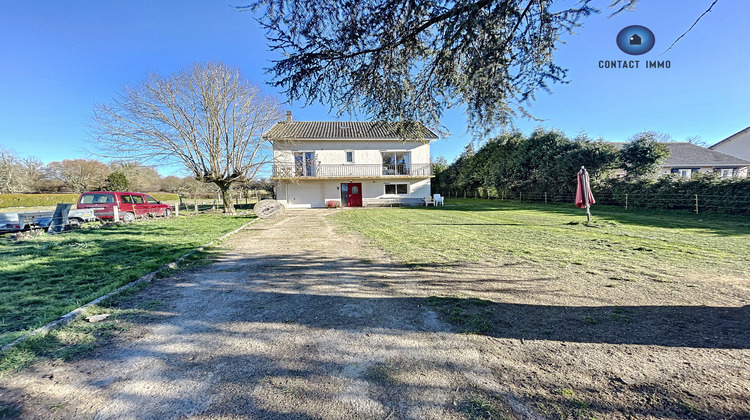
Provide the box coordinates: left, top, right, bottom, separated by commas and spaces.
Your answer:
424, 196, 434, 206
433, 194, 444, 206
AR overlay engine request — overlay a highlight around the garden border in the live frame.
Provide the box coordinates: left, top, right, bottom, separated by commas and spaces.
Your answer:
0, 217, 258, 353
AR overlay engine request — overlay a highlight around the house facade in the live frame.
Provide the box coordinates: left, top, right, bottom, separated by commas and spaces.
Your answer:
266, 113, 437, 208
709, 126, 750, 162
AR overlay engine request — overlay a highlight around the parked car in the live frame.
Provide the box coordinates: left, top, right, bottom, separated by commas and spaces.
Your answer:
76, 191, 173, 223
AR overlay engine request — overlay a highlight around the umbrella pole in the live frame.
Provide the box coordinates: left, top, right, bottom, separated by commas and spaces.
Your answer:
582, 166, 591, 222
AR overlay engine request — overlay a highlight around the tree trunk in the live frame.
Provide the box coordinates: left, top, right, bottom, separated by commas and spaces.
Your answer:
216, 182, 236, 214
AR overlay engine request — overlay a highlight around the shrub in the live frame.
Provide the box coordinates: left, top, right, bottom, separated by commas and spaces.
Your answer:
0, 193, 180, 209
0, 194, 81, 208
599, 175, 750, 214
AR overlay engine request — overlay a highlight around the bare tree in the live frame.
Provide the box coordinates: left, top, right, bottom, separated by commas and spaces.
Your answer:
160, 175, 186, 194
46, 159, 111, 193
21, 157, 47, 193
92, 62, 282, 213
109, 160, 163, 191
0, 145, 25, 193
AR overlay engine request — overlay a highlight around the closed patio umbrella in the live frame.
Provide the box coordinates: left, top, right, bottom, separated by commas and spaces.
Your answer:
575, 166, 595, 222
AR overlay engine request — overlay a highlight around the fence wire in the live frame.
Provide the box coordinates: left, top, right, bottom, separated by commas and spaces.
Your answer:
438, 189, 750, 215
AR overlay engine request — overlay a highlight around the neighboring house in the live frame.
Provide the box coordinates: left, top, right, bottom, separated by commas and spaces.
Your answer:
613, 142, 750, 179
709, 126, 750, 162
265, 112, 438, 208
660, 142, 749, 178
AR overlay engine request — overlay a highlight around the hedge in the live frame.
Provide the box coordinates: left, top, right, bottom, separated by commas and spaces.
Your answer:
0, 193, 180, 209
597, 176, 750, 215
437, 176, 750, 215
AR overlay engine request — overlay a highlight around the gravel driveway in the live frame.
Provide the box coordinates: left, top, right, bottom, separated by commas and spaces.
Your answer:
0, 210, 517, 419
1, 209, 748, 419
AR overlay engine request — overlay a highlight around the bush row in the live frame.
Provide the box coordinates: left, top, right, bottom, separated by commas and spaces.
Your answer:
438, 176, 750, 215
598, 176, 750, 214
0, 193, 180, 209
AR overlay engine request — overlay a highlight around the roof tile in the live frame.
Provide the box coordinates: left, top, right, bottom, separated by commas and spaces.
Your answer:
263, 121, 438, 140
611, 142, 750, 166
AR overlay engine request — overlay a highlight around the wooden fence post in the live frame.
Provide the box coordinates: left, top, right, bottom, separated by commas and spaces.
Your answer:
113, 206, 119, 222
544, 192, 547, 204
625, 194, 628, 210
695, 194, 699, 214
194, 201, 198, 213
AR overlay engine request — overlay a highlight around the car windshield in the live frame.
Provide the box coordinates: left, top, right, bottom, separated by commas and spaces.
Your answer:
80, 193, 114, 204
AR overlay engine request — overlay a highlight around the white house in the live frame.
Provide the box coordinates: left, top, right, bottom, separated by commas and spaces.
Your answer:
266, 113, 438, 208
710, 126, 750, 162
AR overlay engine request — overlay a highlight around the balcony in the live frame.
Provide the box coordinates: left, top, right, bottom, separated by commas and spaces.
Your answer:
272, 163, 432, 179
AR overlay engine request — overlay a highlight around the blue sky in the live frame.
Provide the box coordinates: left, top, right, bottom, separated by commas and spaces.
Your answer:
1, 0, 747, 176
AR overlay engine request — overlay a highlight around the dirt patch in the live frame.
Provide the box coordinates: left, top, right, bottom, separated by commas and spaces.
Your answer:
1, 209, 748, 419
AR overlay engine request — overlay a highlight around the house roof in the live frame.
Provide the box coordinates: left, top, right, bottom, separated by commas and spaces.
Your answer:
611, 142, 750, 167
709, 126, 750, 149
263, 121, 439, 141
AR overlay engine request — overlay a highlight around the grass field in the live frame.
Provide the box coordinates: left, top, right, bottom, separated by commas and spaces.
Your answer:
0, 214, 252, 347
334, 200, 750, 418
335, 199, 750, 281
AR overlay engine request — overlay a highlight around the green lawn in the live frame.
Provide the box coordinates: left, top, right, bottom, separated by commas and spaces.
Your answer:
335, 199, 750, 280
0, 214, 252, 346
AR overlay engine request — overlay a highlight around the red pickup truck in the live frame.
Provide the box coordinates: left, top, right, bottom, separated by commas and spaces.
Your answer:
77, 191, 173, 223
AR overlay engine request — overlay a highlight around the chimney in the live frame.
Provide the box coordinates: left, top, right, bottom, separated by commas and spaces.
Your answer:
286, 110, 293, 123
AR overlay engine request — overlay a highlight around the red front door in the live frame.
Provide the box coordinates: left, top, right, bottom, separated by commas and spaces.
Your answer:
347, 183, 362, 207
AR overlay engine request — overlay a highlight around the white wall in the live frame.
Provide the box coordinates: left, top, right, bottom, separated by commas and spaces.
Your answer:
276, 181, 341, 208
362, 178, 431, 199
661, 166, 748, 179
274, 140, 431, 165
277, 178, 432, 208
712, 131, 750, 161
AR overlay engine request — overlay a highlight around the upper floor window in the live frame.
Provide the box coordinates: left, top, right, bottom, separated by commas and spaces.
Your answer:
382, 152, 410, 175
294, 152, 315, 176
345, 150, 354, 163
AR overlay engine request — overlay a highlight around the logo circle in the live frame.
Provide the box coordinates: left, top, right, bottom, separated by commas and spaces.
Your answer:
616, 25, 655, 55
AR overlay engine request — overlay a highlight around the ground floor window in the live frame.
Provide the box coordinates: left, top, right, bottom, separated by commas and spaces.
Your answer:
720, 168, 735, 178
385, 183, 408, 195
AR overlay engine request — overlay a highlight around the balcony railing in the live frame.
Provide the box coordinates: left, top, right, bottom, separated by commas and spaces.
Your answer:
273, 163, 432, 178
